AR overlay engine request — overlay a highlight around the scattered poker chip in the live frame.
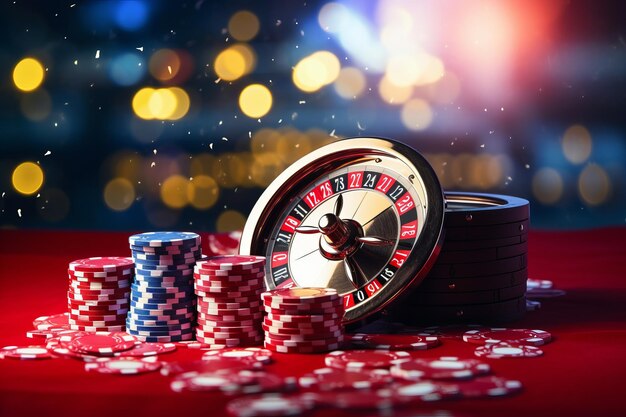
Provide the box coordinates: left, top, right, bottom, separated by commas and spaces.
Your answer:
261, 287, 338, 304
390, 357, 491, 380
225, 393, 316, 417
325, 350, 410, 370
1, 345, 53, 360
202, 347, 273, 365
346, 333, 441, 351
299, 367, 393, 391
390, 381, 461, 402
265, 329, 343, 343
26, 328, 74, 340
456, 376, 523, 398
161, 358, 261, 376
226, 370, 297, 395
174, 340, 211, 349
474, 342, 544, 359
170, 370, 257, 393
527, 278, 553, 290
414, 324, 488, 339
462, 328, 552, 346
196, 255, 266, 270
59, 332, 138, 355
69, 257, 134, 273
264, 339, 341, 354
85, 356, 162, 374
32, 313, 69, 330
312, 390, 396, 410
114, 342, 177, 357
129, 231, 201, 247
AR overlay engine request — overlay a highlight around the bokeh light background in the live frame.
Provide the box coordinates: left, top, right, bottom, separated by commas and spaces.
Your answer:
1, 0, 624, 232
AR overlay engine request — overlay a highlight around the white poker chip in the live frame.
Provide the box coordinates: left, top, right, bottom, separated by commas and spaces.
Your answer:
84, 356, 161, 374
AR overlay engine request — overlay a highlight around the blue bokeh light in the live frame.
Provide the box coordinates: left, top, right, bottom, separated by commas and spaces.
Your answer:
109, 53, 146, 86
114, 1, 149, 31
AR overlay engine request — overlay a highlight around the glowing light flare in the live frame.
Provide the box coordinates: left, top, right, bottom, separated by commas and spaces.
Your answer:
160, 175, 189, 209
148, 88, 177, 120
211, 153, 246, 188
13, 58, 45, 92
379, 75, 413, 105
239, 84, 272, 119
562, 124, 592, 164
132, 87, 189, 120
426, 72, 462, 104
318, 2, 349, 33
20, 89, 52, 121
187, 175, 220, 209
214, 48, 247, 81
167, 87, 190, 120
532, 168, 563, 205
228, 11, 260, 41
216, 210, 247, 232
190, 153, 218, 177
401, 98, 434, 131
386, 54, 421, 87
12, 162, 44, 195
149, 49, 181, 81
334, 67, 366, 99
251, 128, 282, 154
578, 164, 611, 206
250, 152, 284, 187
414, 54, 445, 86
293, 51, 341, 93
104, 178, 136, 211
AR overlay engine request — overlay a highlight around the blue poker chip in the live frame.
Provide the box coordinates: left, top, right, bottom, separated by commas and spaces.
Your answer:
125, 321, 193, 332
126, 327, 195, 336
132, 251, 202, 262
134, 268, 193, 277
129, 232, 200, 247
127, 316, 194, 326
131, 283, 194, 293
130, 294, 194, 304
130, 299, 195, 309
134, 262, 194, 272
133, 278, 194, 288
135, 334, 194, 343
127, 312, 195, 322
133, 258, 198, 267
130, 306, 195, 316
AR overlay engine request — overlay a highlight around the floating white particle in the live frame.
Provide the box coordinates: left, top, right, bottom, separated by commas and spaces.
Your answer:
168, 65, 172, 74
1, 192, 4, 198
153, 149, 157, 155
209, 143, 214, 149
330, 129, 336, 137
17, 209, 22, 217
501, 107, 504, 111
218, 120, 223, 125
95, 50, 100, 59
74, 60, 78, 65
54, 122, 58, 127
525, 164, 530, 169
276, 19, 282, 26
291, 112, 298, 120
299, 100, 306, 104
300, 30, 304, 36
44, 151, 51, 156
136, 46, 144, 52
331, 114, 335, 119
70, 3, 76, 7
357, 121, 365, 131
248, 131, 252, 138
222, 137, 228, 141
278, 119, 283, 124
489, 130, 495, 134
484, 108, 487, 112
507, 176, 513, 181
480, 144, 485, 148
36, 193, 40, 198
214, 78, 221, 84
150, 162, 156, 167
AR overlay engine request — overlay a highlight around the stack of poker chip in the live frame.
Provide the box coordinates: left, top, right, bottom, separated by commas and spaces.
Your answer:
67, 257, 134, 332
126, 232, 201, 342
193, 255, 266, 348
262, 288, 344, 354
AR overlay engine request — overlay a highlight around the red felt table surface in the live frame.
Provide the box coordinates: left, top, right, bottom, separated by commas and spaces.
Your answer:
1, 228, 625, 417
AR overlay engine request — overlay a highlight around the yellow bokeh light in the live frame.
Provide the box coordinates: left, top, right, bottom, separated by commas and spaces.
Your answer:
187, 175, 220, 210
562, 124, 592, 164
231, 44, 256, 73
211, 153, 246, 188
190, 153, 218, 177
161, 175, 189, 209
401, 98, 434, 131
12, 162, 44, 195
379, 75, 412, 105
228, 10, 260, 41
216, 210, 247, 232
149, 49, 181, 81
250, 152, 284, 187
334, 67, 366, 99
104, 178, 136, 211
132, 87, 155, 120
13, 57, 45, 92
414, 55, 445, 86
276, 129, 312, 164
20, 89, 52, 121
166, 87, 190, 120
318, 2, 347, 33
148, 88, 177, 120
386, 54, 420, 87
215, 48, 246, 81
251, 128, 281, 154
239, 84, 272, 118
532, 168, 563, 205
293, 51, 340, 93
578, 164, 611, 206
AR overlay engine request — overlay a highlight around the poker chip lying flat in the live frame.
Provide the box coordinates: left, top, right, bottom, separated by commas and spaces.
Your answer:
170, 370, 257, 393
346, 333, 441, 351
414, 325, 487, 340
197, 255, 266, 270
261, 287, 339, 304
161, 357, 262, 376
390, 356, 491, 380
202, 347, 273, 365
312, 390, 397, 410
59, 332, 139, 355
113, 342, 177, 357
462, 328, 552, 346
456, 376, 523, 398
299, 367, 393, 391
69, 257, 134, 273
129, 231, 200, 247
389, 381, 461, 402
26, 328, 74, 340
32, 313, 69, 330
226, 393, 316, 417
527, 278, 553, 290
264, 340, 341, 354
474, 342, 543, 359
325, 350, 410, 370
85, 356, 161, 375
1, 345, 53, 360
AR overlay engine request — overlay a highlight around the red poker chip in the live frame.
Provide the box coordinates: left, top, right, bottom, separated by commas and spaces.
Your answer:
196, 334, 263, 347
346, 333, 441, 351
390, 356, 491, 380
195, 289, 264, 299
224, 370, 296, 395
197, 317, 261, 328
68, 279, 131, 289
263, 317, 340, 330
85, 356, 161, 374
197, 324, 259, 334
161, 358, 261, 376
456, 376, 523, 398
325, 350, 411, 370
263, 298, 342, 311
262, 322, 342, 336
69, 269, 133, 279
68, 289, 130, 299
474, 342, 544, 359
113, 342, 177, 357
68, 297, 129, 306
46, 338, 100, 361
68, 292, 130, 302
527, 278, 553, 290
264, 338, 341, 354
32, 313, 69, 330
266, 312, 341, 324
415, 325, 488, 340
69, 311, 128, 321
299, 367, 393, 391
226, 393, 316, 417
69, 316, 126, 325
169, 369, 257, 393
196, 329, 261, 340
265, 333, 343, 346
462, 328, 552, 346
197, 299, 262, 310
69, 324, 126, 332
312, 390, 397, 410
198, 311, 264, 322
26, 328, 73, 340
59, 332, 138, 355
264, 307, 343, 318
69, 257, 134, 272
194, 267, 264, 277
194, 269, 265, 279
202, 347, 273, 365
199, 306, 263, 317
173, 340, 211, 349
264, 329, 343, 342
195, 279, 265, 291
261, 287, 339, 304
199, 294, 261, 304
196, 255, 266, 270
389, 380, 461, 402
1, 345, 53, 360
68, 303, 130, 313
